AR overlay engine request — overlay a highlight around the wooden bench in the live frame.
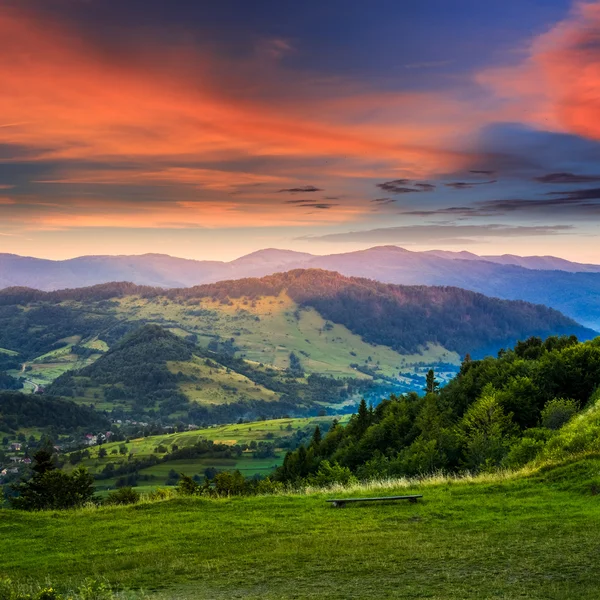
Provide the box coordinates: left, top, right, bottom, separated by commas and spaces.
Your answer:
326, 494, 423, 508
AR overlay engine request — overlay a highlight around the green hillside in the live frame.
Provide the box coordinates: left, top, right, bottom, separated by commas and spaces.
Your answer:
1, 269, 592, 406
276, 334, 600, 482
3, 460, 600, 599
47, 325, 378, 423
66, 417, 347, 491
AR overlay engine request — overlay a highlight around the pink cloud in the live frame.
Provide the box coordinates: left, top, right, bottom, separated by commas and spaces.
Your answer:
479, 1, 600, 140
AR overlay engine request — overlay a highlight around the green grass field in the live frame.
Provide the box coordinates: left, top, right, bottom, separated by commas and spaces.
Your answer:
0, 347, 19, 356
113, 293, 460, 380
71, 417, 346, 489
167, 356, 279, 405
8, 335, 105, 389
3, 458, 600, 599
101, 417, 345, 456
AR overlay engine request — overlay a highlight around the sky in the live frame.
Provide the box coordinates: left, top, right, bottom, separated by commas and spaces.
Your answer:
3, 0, 600, 262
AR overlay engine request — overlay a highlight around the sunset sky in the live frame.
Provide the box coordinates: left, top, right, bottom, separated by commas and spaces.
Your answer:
3, 0, 600, 261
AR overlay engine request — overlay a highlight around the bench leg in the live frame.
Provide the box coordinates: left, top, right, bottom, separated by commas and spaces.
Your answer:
332, 501, 345, 508
409, 497, 418, 504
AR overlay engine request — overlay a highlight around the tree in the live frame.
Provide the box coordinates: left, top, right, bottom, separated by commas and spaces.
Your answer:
214, 470, 247, 496
98, 447, 107, 459
459, 385, 517, 471
10, 450, 95, 510
424, 369, 440, 395
177, 474, 201, 496
311, 425, 322, 449
355, 398, 371, 437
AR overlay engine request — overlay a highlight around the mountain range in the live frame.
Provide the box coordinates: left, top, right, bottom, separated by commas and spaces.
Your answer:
2, 246, 600, 329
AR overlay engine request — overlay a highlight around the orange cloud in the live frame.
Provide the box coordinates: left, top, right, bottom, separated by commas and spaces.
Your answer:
3, 196, 364, 231
0, 7, 482, 176
479, 1, 600, 140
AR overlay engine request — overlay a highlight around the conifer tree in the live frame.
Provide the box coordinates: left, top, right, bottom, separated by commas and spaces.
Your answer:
311, 425, 322, 449
356, 398, 371, 436
424, 369, 440, 395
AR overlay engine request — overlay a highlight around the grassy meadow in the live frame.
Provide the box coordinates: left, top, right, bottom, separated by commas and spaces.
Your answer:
106, 293, 460, 380
7, 335, 106, 390
69, 417, 347, 490
3, 458, 600, 599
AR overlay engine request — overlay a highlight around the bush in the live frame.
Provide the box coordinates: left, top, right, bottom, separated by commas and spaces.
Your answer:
255, 478, 284, 495
308, 461, 357, 487
541, 398, 579, 430
147, 487, 176, 501
105, 487, 140, 506
214, 470, 247, 496
503, 437, 546, 469
0, 577, 147, 600
176, 474, 202, 496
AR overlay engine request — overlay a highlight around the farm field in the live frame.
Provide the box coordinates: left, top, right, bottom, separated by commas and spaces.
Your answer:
69, 417, 347, 490
7, 336, 107, 390
3, 458, 600, 599
105, 417, 346, 455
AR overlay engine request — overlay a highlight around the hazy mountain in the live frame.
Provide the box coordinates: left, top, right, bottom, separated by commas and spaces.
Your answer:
307, 247, 600, 330
3, 246, 600, 329
423, 249, 600, 273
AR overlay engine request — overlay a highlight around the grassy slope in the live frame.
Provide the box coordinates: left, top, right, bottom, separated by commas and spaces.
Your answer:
167, 356, 278, 405
72, 417, 346, 487
103, 417, 344, 454
8, 336, 106, 389
3, 460, 600, 599
0, 347, 19, 356
7, 293, 458, 405
114, 293, 460, 380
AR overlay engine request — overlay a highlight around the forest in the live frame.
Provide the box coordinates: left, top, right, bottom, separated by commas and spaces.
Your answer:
275, 335, 600, 482
0, 392, 110, 434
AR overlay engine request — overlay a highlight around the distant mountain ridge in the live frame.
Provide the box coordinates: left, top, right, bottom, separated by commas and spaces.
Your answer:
2, 246, 600, 329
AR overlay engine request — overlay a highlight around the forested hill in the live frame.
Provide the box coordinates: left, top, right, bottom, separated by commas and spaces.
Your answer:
276, 335, 600, 483
0, 392, 110, 434
2, 269, 594, 357
47, 324, 379, 422
184, 270, 595, 356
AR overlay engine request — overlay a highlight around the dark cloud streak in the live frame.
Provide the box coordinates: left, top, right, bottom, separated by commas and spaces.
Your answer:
278, 185, 323, 193
534, 172, 600, 184
445, 180, 497, 189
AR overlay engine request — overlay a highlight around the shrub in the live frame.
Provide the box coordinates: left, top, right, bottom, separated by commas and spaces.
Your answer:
308, 461, 357, 487
503, 437, 546, 469
214, 470, 247, 496
176, 474, 202, 496
147, 487, 177, 501
105, 487, 140, 506
0, 577, 147, 600
541, 398, 579, 430
255, 478, 284, 495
